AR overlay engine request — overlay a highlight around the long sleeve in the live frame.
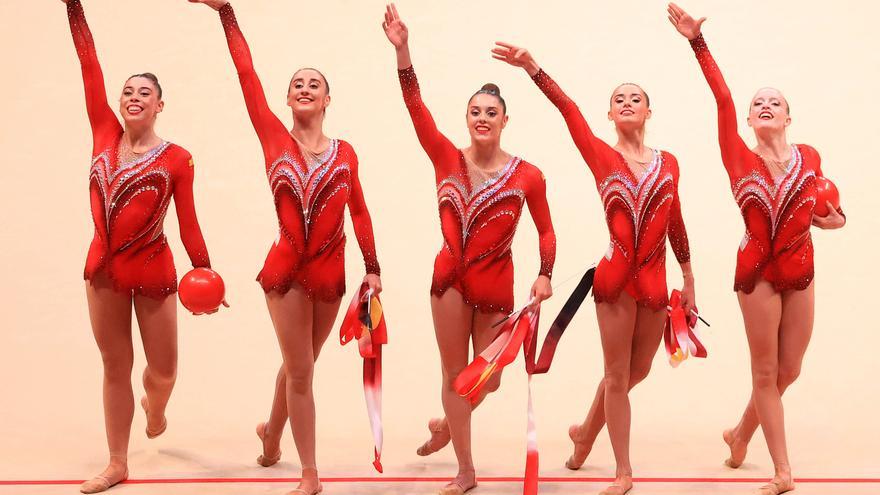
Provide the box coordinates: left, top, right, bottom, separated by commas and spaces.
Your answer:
525, 167, 556, 278
666, 155, 691, 264
173, 156, 211, 268
346, 148, 381, 275
397, 66, 460, 175
67, 0, 121, 146
689, 35, 749, 176
218, 4, 288, 158
530, 69, 616, 178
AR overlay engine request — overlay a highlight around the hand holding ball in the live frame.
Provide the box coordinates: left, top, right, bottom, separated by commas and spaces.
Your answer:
179, 268, 226, 314
814, 177, 840, 217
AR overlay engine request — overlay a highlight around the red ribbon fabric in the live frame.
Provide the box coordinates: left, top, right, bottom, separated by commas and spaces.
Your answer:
454, 268, 595, 495
663, 289, 707, 367
339, 283, 387, 473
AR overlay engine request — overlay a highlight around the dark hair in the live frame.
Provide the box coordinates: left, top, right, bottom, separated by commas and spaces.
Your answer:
290, 67, 330, 94
611, 83, 649, 108
470, 83, 506, 113
128, 73, 162, 98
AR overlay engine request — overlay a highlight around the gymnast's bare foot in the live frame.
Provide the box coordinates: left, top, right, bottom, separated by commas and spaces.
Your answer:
565, 423, 592, 470
757, 475, 795, 495
598, 475, 633, 495
288, 467, 322, 495
724, 428, 748, 468
140, 396, 167, 439
438, 469, 477, 495
79, 457, 128, 494
416, 417, 451, 456
256, 422, 282, 467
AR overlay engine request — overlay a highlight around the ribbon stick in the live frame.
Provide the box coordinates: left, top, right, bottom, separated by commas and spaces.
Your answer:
663, 289, 707, 368
339, 284, 387, 472
454, 267, 596, 495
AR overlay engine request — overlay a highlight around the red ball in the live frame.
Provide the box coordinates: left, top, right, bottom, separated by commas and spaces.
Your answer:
814, 177, 840, 217
179, 268, 225, 314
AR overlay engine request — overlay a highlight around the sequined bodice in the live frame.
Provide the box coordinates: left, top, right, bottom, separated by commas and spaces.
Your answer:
599, 150, 677, 264
268, 140, 352, 256
89, 141, 173, 252
733, 145, 816, 250
437, 156, 526, 263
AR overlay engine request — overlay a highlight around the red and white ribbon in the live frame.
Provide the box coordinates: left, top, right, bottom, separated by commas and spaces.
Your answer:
454, 268, 595, 495
663, 289, 707, 367
339, 284, 387, 472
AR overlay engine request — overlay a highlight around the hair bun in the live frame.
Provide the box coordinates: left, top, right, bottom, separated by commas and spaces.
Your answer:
480, 83, 501, 96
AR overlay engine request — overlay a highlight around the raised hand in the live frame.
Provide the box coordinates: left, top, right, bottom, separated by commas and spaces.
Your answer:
187, 0, 229, 11
382, 3, 408, 49
667, 3, 706, 40
491, 42, 540, 77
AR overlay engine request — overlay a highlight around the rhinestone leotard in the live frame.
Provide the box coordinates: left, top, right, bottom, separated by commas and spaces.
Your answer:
219, 4, 380, 300
689, 35, 844, 293
398, 66, 556, 314
69, 0, 211, 298
530, 70, 691, 310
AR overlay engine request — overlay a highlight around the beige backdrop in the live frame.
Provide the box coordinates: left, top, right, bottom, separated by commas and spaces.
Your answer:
1, 0, 878, 494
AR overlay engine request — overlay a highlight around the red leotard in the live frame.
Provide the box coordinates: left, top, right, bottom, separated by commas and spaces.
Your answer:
218, 5, 380, 300
398, 67, 556, 314
68, 0, 210, 298
531, 70, 690, 310
689, 35, 844, 293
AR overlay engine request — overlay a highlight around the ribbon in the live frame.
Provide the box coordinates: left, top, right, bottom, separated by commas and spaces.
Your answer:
663, 289, 707, 367
454, 268, 595, 495
339, 283, 387, 472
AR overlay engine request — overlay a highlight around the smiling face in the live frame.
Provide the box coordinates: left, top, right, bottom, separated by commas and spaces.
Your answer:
118, 76, 163, 125
608, 83, 651, 129
466, 93, 508, 145
287, 68, 330, 118
747, 87, 791, 133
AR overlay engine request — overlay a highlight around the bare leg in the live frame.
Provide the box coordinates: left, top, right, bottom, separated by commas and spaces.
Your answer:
258, 298, 340, 468
257, 294, 339, 467
737, 280, 794, 494
430, 289, 480, 494
256, 367, 287, 466
417, 308, 507, 457
595, 292, 638, 495
567, 301, 665, 470
265, 288, 339, 495
725, 282, 814, 470
134, 292, 177, 438
81, 273, 133, 493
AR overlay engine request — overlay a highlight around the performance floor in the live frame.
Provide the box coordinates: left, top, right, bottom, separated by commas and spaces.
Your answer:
2, 303, 877, 495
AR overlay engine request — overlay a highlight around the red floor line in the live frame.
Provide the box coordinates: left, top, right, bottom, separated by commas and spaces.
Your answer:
2, 476, 879, 486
